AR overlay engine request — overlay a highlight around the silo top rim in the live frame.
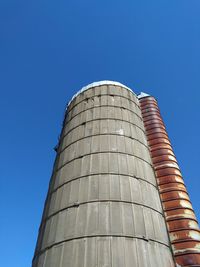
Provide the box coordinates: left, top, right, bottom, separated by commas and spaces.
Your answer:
68, 80, 136, 106
138, 92, 151, 99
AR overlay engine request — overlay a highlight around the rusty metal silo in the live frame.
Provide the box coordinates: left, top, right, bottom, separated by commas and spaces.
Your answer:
138, 93, 200, 266
32, 81, 175, 267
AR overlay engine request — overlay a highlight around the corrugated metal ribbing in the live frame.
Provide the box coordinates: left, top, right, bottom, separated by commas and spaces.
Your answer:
139, 96, 200, 266
32, 83, 175, 267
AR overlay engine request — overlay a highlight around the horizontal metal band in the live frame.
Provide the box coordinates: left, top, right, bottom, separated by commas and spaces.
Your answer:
169, 227, 200, 234
65, 104, 143, 128
141, 109, 161, 116
150, 146, 173, 153
49, 172, 158, 199
144, 119, 165, 127
145, 128, 169, 138
160, 188, 188, 195
55, 150, 153, 173
67, 92, 140, 113
159, 188, 187, 194
147, 133, 169, 141
162, 197, 192, 204
142, 114, 162, 120
148, 138, 171, 146
146, 123, 166, 133
60, 117, 146, 148
145, 124, 166, 131
163, 206, 194, 213
57, 134, 150, 161
174, 249, 200, 256
172, 239, 200, 246
142, 114, 163, 121
158, 182, 185, 188
153, 157, 178, 165
39, 199, 164, 231
141, 108, 160, 114
33, 233, 171, 261
156, 173, 184, 180
154, 165, 181, 173
167, 217, 198, 223
58, 130, 149, 156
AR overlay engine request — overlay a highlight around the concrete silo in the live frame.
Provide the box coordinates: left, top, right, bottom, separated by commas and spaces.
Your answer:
32, 81, 175, 267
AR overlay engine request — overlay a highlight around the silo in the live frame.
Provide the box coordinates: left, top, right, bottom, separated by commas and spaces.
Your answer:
138, 93, 200, 266
32, 81, 175, 267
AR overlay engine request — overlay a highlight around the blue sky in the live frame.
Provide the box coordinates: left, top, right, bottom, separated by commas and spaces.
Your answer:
1, 1, 200, 266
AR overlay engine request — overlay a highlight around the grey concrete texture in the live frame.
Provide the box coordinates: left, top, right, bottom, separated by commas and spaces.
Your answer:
32, 84, 175, 267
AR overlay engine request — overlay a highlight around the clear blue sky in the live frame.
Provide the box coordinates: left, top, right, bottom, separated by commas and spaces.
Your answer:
1, 1, 200, 266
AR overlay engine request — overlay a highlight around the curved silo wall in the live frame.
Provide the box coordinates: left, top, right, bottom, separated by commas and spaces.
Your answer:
139, 95, 200, 266
32, 82, 175, 267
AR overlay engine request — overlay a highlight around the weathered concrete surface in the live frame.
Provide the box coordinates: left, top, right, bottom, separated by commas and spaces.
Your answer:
32, 83, 175, 267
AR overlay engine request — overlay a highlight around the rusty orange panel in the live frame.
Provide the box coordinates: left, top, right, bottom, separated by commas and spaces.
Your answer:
168, 219, 199, 232
176, 254, 200, 266
142, 107, 159, 114
148, 139, 171, 148
151, 147, 173, 155
165, 208, 197, 221
161, 191, 189, 202
152, 154, 177, 163
156, 167, 182, 177
146, 127, 167, 135
170, 229, 200, 243
157, 174, 184, 185
139, 95, 200, 266
172, 240, 200, 251
154, 162, 180, 171
147, 132, 169, 141
159, 183, 187, 193
142, 110, 161, 116
145, 122, 166, 131
143, 114, 164, 123
163, 199, 193, 211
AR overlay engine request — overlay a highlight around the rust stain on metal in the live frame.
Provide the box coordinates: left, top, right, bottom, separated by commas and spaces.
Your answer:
139, 96, 200, 266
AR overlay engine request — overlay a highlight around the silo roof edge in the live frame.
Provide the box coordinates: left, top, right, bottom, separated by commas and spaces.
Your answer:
68, 80, 135, 106
138, 92, 150, 99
